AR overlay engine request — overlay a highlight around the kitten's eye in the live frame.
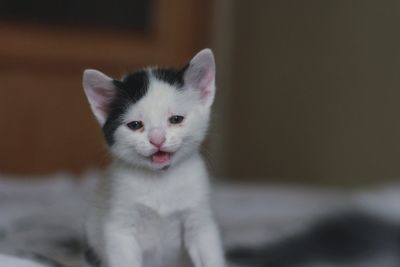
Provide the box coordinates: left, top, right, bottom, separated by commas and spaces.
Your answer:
169, 115, 185, 124
126, 121, 143, 131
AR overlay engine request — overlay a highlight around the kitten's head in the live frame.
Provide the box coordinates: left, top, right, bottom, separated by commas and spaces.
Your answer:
82, 49, 216, 170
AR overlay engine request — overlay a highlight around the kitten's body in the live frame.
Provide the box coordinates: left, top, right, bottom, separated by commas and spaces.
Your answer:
86, 155, 213, 267
82, 49, 225, 267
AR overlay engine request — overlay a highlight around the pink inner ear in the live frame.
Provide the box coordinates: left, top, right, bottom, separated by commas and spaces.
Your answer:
199, 69, 213, 91
198, 70, 214, 103
88, 87, 115, 117
184, 49, 216, 105
200, 90, 212, 105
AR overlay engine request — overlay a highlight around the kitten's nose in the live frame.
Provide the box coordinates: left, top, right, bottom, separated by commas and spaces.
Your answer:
149, 128, 166, 147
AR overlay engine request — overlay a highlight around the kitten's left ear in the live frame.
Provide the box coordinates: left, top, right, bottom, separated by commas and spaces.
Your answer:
82, 69, 117, 126
184, 48, 216, 107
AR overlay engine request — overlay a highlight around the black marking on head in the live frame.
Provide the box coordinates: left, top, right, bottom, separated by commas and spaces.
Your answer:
102, 70, 149, 145
152, 65, 188, 87
84, 246, 102, 267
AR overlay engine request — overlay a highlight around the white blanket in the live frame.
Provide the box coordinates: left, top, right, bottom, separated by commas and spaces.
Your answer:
0, 171, 399, 266
0, 254, 51, 267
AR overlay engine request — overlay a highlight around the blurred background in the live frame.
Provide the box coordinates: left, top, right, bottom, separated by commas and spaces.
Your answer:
2, 1, 400, 267
1, 0, 400, 186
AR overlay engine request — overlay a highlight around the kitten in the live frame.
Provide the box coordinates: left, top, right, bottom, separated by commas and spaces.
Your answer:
82, 49, 225, 267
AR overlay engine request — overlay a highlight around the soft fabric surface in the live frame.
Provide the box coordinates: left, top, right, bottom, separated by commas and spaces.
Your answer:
0, 171, 399, 266
0, 254, 51, 267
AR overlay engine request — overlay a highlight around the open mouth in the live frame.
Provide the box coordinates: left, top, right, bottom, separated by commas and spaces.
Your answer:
151, 151, 171, 165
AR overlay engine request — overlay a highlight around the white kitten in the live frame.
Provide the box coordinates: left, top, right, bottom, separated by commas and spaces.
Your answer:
82, 49, 225, 267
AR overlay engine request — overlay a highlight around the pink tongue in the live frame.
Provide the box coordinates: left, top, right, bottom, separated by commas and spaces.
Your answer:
151, 151, 170, 164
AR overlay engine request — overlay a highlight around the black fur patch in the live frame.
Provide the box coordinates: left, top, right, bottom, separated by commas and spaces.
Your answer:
227, 212, 400, 267
102, 70, 149, 145
152, 65, 188, 87
84, 246, 102, 267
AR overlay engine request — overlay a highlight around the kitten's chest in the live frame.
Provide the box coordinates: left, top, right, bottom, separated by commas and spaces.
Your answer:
137, 183, 201, 214
132, 205, 190, 266
112, 165, 209, 215
131, 204, 182, 244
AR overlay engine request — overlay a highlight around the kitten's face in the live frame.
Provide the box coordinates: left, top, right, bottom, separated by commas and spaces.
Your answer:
82, 49, 216, 170
110, 73, 211, 170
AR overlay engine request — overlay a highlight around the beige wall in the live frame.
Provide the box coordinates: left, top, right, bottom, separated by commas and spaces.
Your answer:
218, 0, 400, 185
210, 0, 235, 177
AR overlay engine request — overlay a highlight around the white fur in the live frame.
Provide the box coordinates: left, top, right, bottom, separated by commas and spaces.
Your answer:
83, 49, 225, 267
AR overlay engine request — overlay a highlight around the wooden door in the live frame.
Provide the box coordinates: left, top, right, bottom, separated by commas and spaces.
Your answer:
0, 0, 213, 175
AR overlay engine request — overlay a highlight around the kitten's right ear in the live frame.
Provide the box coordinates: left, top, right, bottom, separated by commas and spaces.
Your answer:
184, 49, 216, 107
82, 69, 116, 126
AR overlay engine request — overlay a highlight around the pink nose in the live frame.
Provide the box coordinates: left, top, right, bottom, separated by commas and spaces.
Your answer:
149, 128, 166, 147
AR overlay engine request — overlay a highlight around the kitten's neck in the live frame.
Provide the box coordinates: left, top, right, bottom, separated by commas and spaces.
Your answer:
103, 151, 209, 215
106, 151, 210, 211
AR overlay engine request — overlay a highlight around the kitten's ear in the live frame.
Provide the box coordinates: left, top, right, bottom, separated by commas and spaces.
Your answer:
82, 69, 117, 126
184, 48, 216, 107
